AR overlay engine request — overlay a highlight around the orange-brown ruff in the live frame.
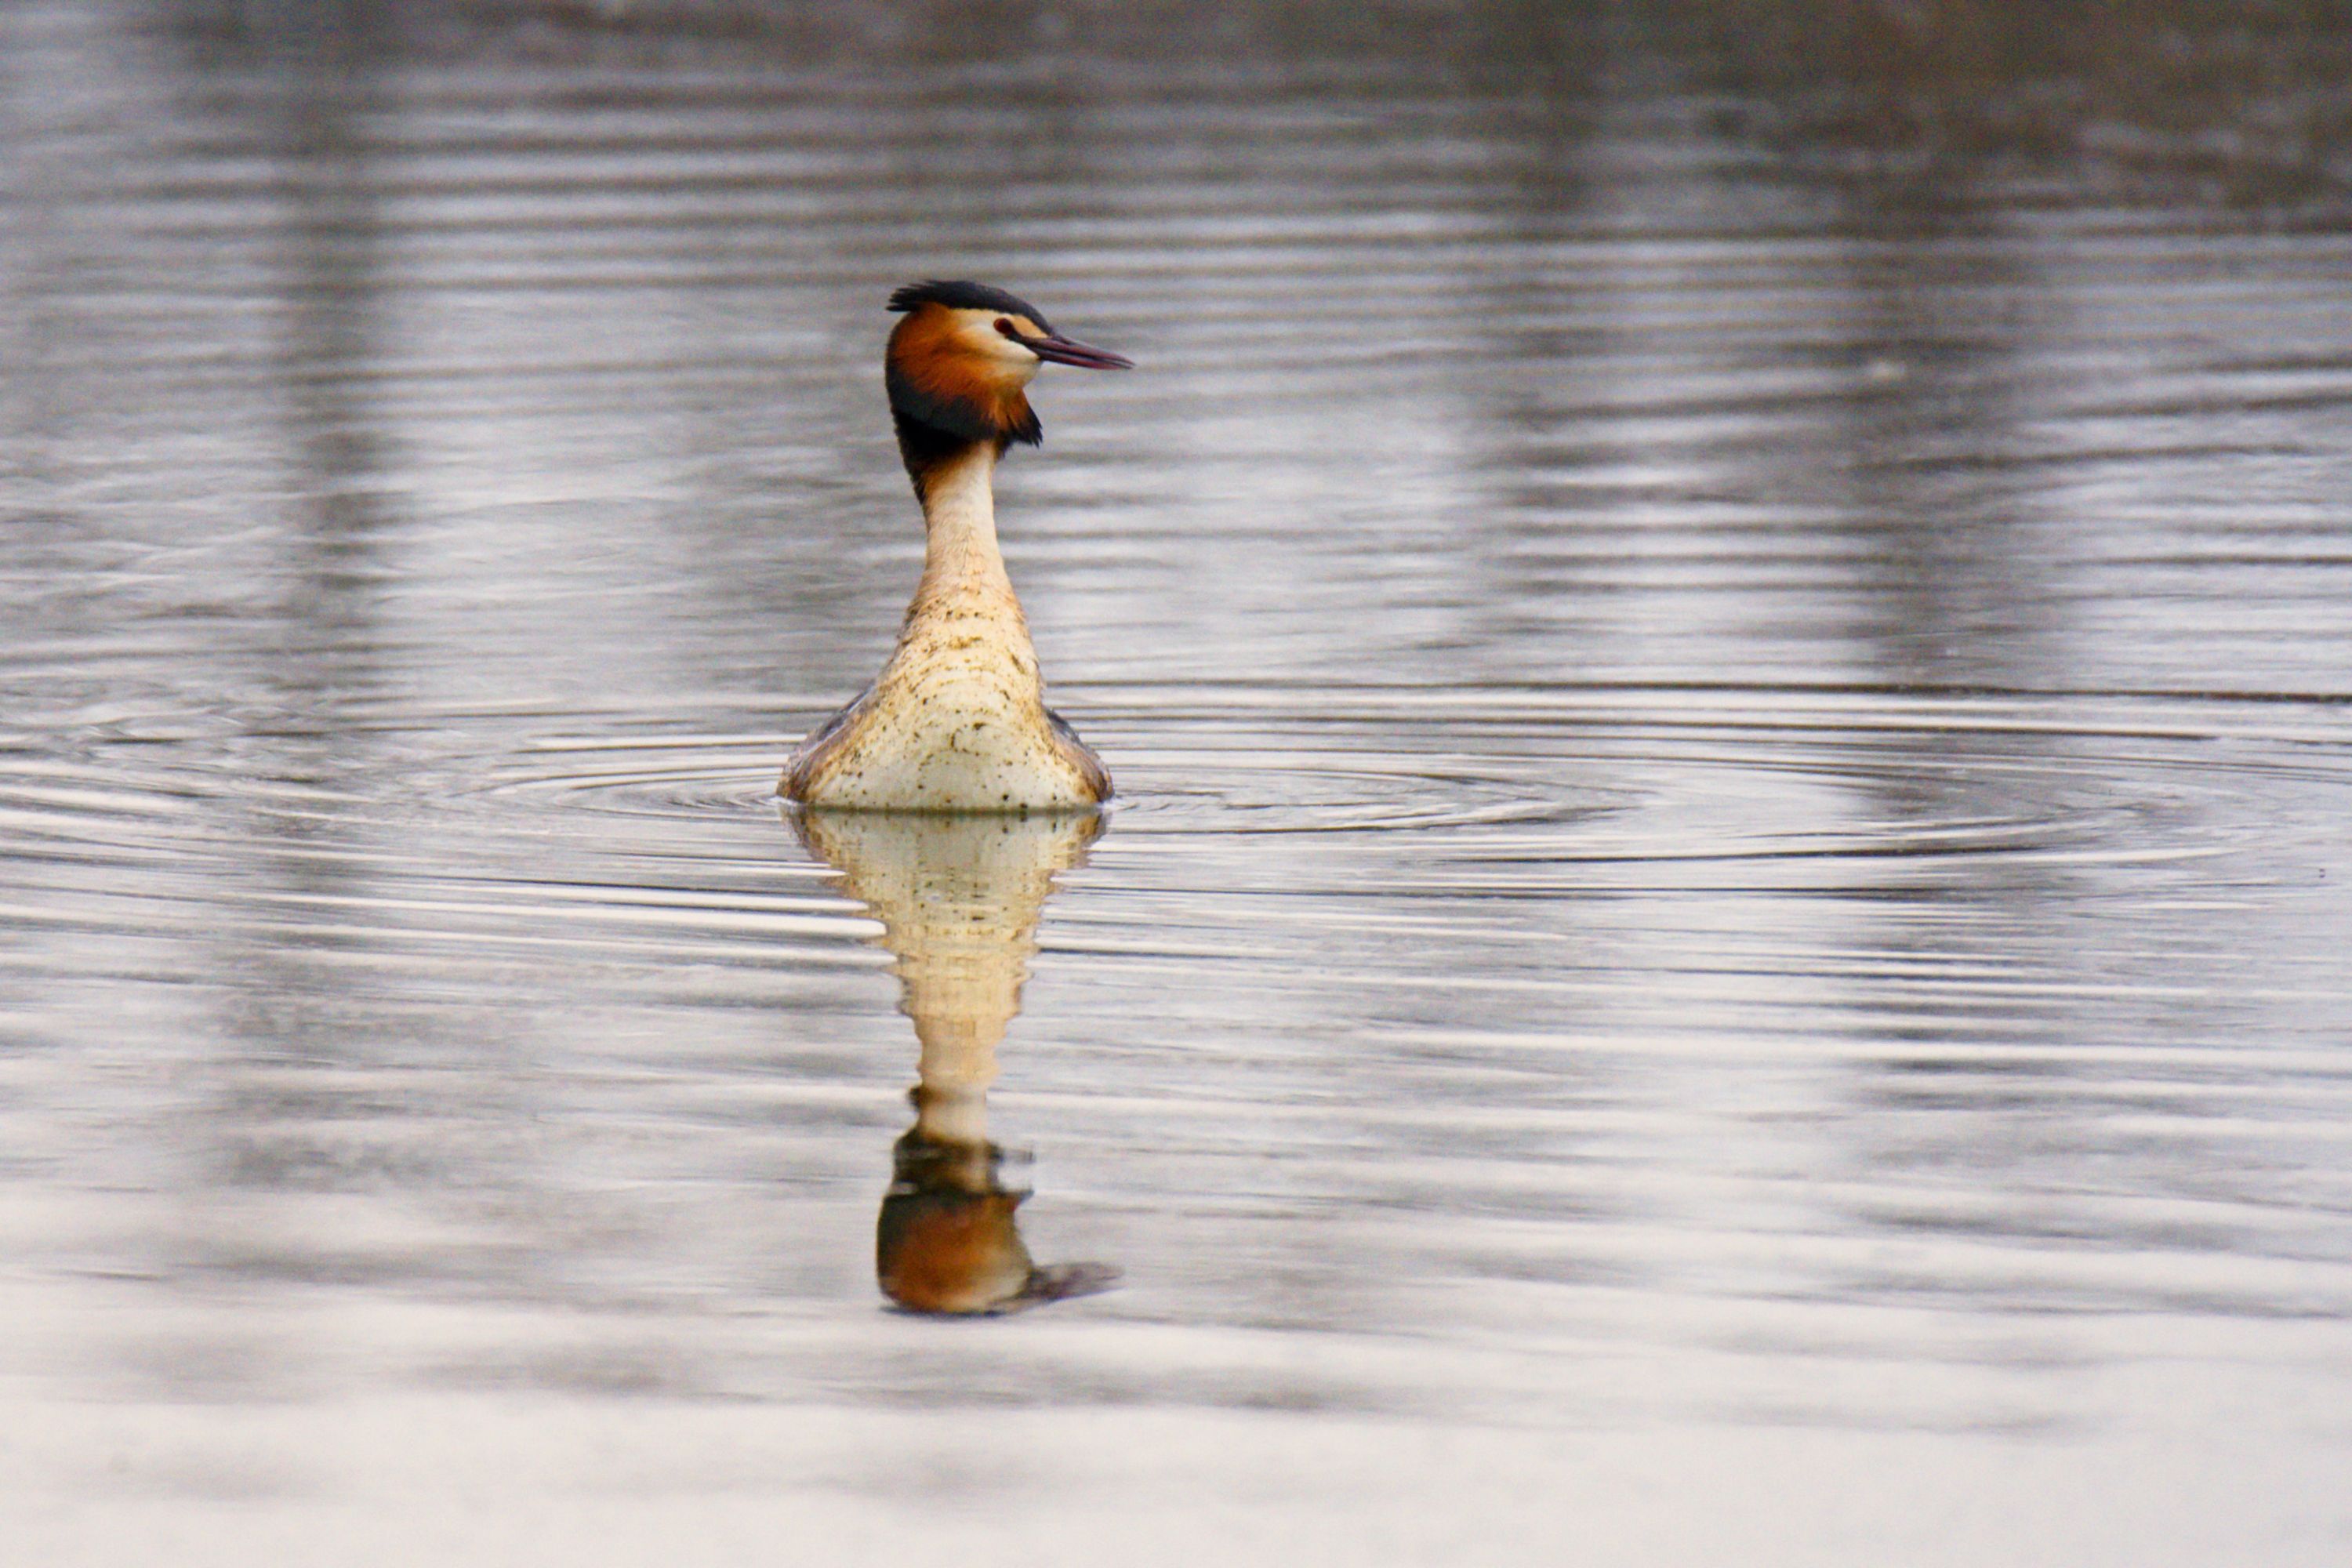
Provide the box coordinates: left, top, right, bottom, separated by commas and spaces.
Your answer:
782, 281, 1131, 812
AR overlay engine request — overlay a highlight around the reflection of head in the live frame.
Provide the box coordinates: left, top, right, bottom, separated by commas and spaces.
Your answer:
877, 1121, 1117, 1316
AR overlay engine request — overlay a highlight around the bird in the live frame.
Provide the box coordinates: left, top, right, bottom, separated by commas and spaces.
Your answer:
782, 281, 1131, 812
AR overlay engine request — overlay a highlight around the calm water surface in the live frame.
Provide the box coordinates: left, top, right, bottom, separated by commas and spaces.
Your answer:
5, 2, 2352, 1563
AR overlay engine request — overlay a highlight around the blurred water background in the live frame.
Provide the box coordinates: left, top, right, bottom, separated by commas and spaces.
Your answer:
4, 1, 2352, 1562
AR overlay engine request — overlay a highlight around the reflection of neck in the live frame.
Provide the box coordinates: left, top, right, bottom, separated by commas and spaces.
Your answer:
796, 811, 1097, 1157
899, 898, 1025, 1150
914, 444, 1014, 612
914, 1083, 992, 1149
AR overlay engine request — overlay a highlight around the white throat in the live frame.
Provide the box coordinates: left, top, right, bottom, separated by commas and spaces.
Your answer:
918, 445, 1011, 602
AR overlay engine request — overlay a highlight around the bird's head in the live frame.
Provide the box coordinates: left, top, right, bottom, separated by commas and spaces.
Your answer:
883, 280, 1131, 459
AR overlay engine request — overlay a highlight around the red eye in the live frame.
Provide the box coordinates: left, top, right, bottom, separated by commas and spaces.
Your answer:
994, 318, 1018, 338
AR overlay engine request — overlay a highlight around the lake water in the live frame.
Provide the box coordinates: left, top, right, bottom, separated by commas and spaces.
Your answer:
5, 2, 2352, 1563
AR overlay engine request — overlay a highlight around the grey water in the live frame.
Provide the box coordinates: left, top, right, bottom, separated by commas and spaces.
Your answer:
5, 2, 2352, 1562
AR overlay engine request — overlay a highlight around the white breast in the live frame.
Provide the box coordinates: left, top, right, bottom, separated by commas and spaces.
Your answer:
799, 621, 1096, 810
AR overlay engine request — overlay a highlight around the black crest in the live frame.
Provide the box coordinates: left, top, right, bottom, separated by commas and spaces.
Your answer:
887, 279, 1055, 333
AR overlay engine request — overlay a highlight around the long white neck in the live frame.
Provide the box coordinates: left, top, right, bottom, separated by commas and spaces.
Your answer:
916, 444, 1012, 605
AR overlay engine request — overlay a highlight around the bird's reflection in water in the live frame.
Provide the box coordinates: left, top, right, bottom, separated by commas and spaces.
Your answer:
793, 808, 1119, 1316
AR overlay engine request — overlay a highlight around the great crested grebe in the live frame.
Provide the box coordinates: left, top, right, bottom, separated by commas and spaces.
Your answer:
782, 280, 1131, 812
